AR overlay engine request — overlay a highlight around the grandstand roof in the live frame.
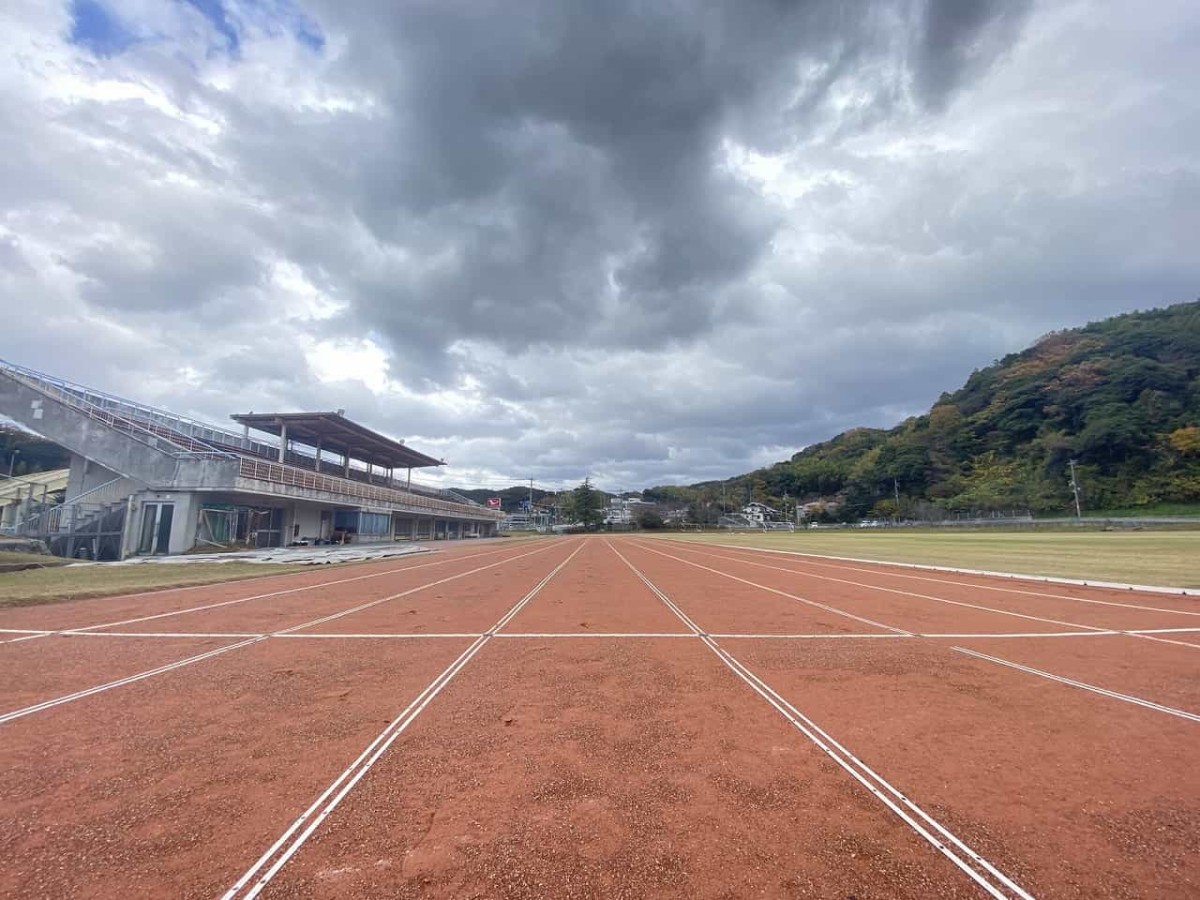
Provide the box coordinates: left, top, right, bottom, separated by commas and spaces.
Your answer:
230, 412, 444, 470
0, 468, 69, 503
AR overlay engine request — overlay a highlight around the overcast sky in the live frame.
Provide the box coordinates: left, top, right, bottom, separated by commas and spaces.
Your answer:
1, 1, 1197, 492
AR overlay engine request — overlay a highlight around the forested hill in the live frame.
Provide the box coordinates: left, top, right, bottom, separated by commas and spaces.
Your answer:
646, 300, 1200, 520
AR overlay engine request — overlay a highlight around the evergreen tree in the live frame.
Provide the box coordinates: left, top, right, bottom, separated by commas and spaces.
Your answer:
567, 477, 606, 531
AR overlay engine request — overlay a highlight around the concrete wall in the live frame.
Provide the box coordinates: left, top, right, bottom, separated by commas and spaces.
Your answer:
0, 372, 182, 485
64, 455, 137, 501
290, 503, 327, 544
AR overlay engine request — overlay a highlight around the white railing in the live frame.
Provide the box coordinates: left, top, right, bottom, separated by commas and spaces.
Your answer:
0, 362, 236, 460
16, 475, 131, 534
236, 458, 504, 520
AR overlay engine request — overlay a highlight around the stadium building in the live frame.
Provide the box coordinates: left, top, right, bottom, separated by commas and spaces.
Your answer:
0, 360, 503, 560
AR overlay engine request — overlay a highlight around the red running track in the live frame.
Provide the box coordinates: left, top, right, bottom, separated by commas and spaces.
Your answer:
0, 535, 1196, 899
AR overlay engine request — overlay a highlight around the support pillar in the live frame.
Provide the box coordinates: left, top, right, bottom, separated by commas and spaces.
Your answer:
278, 424, 287, 463
315, 439, 322, 473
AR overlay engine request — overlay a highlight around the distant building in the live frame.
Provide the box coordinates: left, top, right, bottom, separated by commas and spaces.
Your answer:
604, 495, 650, 527
741, 501, 779, 525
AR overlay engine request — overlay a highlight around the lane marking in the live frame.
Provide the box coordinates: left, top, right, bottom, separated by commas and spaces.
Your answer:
8, 542, 536, 642
607, 540, 1032, 900
0, 638, 265, 726
273, 633, 480, 639
953, 647, 1200, 724
649, 540, 1199, 651
692, 540, 1196, 601
0, 541, 563, 726
270, 542, 559, 636
713, 633, 912, 639
627, 541, 914, 635
11, 625, 1199, 643
222, 541, 586, 900
493, 631, 695, 638
68, 631, 264, 639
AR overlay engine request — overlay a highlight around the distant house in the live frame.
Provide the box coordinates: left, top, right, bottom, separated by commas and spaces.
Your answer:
605, 495, 650, 526
741, 501, 778, 525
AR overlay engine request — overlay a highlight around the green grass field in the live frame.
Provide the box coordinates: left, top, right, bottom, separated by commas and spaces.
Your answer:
0, 561, 312, 607
663, 530, 1200, 589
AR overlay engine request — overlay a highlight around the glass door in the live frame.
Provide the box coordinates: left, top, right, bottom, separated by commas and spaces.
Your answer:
137, 503, 175, 555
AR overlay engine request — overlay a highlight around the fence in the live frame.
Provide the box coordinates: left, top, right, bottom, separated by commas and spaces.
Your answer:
236, 458, 503, 520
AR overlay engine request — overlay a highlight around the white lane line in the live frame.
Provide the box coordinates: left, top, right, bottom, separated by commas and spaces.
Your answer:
654, 541, 1102, 633
274, 633, 480, 640
222, 541, 586, 900
0, 628, 51, 634
607, 540, 1032, 900
3, 632, 54, 644
1134, 627, 1200, 634
629, 541, 914, 636
19, 626, 1198, 643
271, 541, 560, 636
953, 647, 1200, 724
652, 541, 1200, 651
1, 631, 54, 644
493, 632, 695, 638
0, 541, 563, 726
712, 633, 913, 639
0, 638, 265, 726
21, 542, 530, 640
695, 540, 1197, 606
67, 631, 264, 639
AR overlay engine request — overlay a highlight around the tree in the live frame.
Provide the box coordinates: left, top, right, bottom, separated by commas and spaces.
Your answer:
635, 507, 664, 530
566, 478, 605, 531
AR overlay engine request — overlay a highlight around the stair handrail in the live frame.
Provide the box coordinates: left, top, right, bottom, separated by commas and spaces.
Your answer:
0, 361, 237, 460
16, 475, 133, 533
1, 359, 266, 456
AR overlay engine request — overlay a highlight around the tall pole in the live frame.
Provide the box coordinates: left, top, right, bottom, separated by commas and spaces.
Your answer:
7, 449, 18, 477
893, 478, 901, 523
1068, 459, 1083, 518
529, 477, 534, 526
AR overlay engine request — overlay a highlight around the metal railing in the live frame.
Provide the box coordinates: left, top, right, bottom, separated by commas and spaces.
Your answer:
1, 362, 236, 460
15, 475, 131, 534
1, 359, 249, 450
236, 458, 504, 520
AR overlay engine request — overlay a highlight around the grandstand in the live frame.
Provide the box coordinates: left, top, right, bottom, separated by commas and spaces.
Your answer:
0, 360, 503, 559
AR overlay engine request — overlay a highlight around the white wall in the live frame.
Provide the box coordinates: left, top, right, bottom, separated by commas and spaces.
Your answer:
290, 503, 327, 543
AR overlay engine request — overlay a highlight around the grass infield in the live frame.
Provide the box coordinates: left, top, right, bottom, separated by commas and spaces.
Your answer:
0, 561, 311, 608
660, 530, 1200, 589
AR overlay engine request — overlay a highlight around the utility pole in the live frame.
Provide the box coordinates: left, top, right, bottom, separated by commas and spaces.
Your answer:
893, 478, 901, 523
529, 477, 535, 528
1067, 459, 1083, 518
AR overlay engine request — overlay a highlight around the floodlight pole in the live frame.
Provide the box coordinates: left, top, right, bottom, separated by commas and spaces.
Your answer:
1068, 459, 1083, 518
